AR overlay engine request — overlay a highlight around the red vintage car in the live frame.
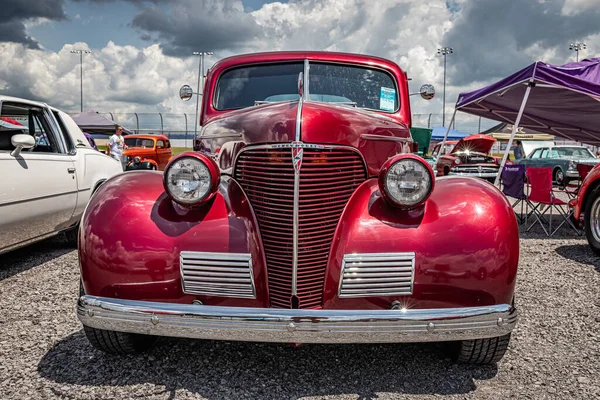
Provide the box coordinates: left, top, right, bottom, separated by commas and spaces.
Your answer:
569, 165, 600, 253
434, 134, 500, 182
77, 51, 519, 364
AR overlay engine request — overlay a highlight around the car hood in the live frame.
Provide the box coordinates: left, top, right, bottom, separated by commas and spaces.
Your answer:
199, 101, 411, 175
451, 134, 496, 155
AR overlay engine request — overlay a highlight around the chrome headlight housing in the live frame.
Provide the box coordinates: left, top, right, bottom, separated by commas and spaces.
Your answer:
379, 155, 435, 208
164, 153, 220, 206
568, 161, 576, 171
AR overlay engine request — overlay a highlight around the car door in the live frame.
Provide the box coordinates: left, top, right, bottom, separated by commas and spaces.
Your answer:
0, 101, 77, 252
156, 139, 170, 170
525, 148, 543, 167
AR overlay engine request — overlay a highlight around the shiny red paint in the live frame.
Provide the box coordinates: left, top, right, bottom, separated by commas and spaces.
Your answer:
378, 154, 435, 208
80, 173, 268, 307
571, 163, 600, 221
80, 51, 519, 313
323, 177, 519, 309
163, 152, 221, 206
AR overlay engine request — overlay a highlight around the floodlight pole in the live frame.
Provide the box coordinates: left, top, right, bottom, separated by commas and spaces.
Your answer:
569, 42, 586, 62
493, 81, 535, 186
70, 49, 91, 112
437, 47, 453, 127
192, 51, 213, 139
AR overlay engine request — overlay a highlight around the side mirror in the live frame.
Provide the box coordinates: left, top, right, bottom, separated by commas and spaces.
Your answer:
179, 85, 194, 101
419, 84, 435, 100
11, 134, 35, 157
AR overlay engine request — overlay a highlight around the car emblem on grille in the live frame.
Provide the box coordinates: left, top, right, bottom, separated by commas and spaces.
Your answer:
478, 166, 482, 173
291, 141, 303, 173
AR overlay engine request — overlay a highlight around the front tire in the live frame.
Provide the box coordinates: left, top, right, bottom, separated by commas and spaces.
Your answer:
83, 325, 157, 354
448, 333, 511, 364
554, 168, 565, 186
584, 185, 600, 255
79, 280, 157, 354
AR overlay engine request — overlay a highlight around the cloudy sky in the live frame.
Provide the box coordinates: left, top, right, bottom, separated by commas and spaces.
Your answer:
0, 0, 598, 129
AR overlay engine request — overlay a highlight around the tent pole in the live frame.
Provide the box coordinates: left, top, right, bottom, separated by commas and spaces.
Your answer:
432, 109, 457, 173
493, 81, 534, 186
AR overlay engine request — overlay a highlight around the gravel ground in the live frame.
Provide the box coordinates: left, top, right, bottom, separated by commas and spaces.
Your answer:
0, 223, 599, 399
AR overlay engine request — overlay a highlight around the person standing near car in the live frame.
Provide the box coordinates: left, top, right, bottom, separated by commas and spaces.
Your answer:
108, 125, 127, 170
514, 140, 525, 160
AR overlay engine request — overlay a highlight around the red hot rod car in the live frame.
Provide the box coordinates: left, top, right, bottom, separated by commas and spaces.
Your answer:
434, 134, 500, 182
77, 51, 519, 364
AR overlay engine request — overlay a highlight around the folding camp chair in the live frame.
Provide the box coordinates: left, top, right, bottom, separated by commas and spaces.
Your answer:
500, 165, 529, 224
526, 167, 580, 236
563, 163, 594, 198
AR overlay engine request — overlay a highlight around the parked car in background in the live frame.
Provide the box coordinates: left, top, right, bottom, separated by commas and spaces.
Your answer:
0, 96, 122, 255
434, 134, 500, 182
516, 145, 599, 186
123, 134, 173, 171
78, 51, 519, 364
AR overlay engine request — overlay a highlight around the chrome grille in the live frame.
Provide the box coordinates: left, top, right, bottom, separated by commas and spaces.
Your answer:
234, 146, 367, 309
339, 253, 415, 297
180, 251, 255, 298
454, 166, 499, 173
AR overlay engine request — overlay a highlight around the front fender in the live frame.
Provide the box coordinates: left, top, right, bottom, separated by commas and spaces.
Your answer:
573, 164, 600, 221
79, 172, 267, 307
324, 176, 519, 309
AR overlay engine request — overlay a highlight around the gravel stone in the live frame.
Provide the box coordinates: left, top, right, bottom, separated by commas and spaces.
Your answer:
0, 224, 599, 399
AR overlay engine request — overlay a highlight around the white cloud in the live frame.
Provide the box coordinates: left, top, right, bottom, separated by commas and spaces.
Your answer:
561, 0, 598, 16
0, 41, 201, 119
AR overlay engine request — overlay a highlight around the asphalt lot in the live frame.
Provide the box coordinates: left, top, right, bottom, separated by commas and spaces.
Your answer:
0, 225, 598, 399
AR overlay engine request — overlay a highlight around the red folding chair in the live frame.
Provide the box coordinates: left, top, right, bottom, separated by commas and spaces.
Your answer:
564, 163, 594, 198
526, 167, 580, 236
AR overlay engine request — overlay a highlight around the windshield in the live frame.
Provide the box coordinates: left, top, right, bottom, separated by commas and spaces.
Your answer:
433, 143, 454, 156
125, 138, 154, 148
552, 147, 595, 159
215, 61, 399, 112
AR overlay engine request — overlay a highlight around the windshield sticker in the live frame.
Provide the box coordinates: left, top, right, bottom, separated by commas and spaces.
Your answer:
380, 87, 396, 111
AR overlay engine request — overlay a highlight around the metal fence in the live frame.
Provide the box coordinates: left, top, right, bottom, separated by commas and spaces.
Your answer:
412, 113, 500, 134
98, 112, 196, 147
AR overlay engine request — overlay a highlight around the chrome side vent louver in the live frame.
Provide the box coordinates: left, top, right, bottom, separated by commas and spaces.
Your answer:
339, 253, 415, 298
180, 252, 256, 299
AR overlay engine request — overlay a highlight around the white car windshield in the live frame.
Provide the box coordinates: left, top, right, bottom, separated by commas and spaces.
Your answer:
215, 62, 399, 112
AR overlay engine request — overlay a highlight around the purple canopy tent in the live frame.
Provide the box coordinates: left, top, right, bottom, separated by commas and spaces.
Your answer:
440, 57, 600, 185
70, 110, 133, 135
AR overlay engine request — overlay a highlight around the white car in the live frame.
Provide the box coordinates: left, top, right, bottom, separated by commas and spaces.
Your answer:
0, 96, 123, 255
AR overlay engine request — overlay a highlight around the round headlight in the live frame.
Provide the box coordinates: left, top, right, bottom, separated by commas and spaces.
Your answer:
455, 158, 461, 165
379, 155, 434, 208
134, 156, 141, 163
164, 154, 219, 206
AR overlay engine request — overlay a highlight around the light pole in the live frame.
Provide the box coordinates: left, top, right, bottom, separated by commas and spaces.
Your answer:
70, 49, 91, 112
437, 47, 453, 127
569, 42, 586, 62
192, 51, 213, 138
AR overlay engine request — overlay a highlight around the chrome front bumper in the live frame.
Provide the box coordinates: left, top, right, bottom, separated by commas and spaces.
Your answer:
78, 296, 517, 344
448, 171, 498, 178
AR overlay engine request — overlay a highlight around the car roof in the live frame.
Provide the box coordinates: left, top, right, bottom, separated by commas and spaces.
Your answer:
210, 51, 403, 74
0, 95, 47, 108
124, 134, 169, 140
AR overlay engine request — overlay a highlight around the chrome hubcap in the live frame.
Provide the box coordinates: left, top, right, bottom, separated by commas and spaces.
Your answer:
556, 170, 563, 183
590, 196, 600, 243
